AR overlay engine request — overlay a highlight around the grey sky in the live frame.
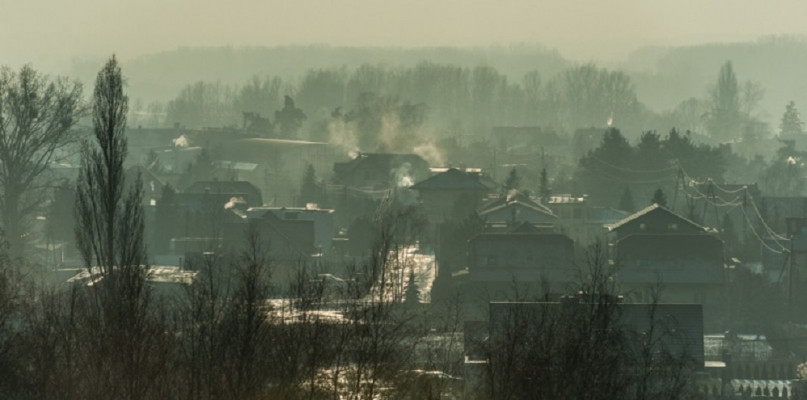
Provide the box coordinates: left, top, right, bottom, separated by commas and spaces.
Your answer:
3, 0, 807, 69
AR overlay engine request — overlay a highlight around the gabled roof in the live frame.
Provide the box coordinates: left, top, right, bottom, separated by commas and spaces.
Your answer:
478, 190, 555, 216
607, 203, 706, 233
410, 168, 493, 191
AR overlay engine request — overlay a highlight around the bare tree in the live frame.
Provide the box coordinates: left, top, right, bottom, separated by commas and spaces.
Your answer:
73, 56, 165, 400
75, 55, 144, 274
484, 243, 700, 400
0, 65, 84, 257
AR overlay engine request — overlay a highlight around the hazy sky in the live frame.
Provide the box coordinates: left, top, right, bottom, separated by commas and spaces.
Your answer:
3, 0, 807, 69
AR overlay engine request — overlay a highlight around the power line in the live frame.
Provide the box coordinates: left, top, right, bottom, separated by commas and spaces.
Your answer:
579, 162, 676, 185
676, 163, 790, 250
587, 155, 678, 174
740, 205, 788, 255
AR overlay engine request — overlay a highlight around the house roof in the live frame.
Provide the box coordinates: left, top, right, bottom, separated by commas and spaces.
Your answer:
333, 152, 429, 176
410, 168, 495, 191
607, 203, 706, 232
478, 190, 556, 217
244, 206, 334, 219
184, 180, 260, 196
229, 209, 315, 256
548, 194, 586, 205
587, 207, 631, 224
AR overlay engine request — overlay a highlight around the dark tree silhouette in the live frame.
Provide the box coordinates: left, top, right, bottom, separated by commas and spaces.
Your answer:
73, 55, 167, 400
618, 186, 636, 213
651, 188, 667, 207
299, 164, 318, 206
75, 56, 145, 273
0, 65, 84, 257
274, 95, 306, 139
504, 167, 520, 192
707, 61, 741, 142
780, 101, 805, 138
539, 167, 551, 204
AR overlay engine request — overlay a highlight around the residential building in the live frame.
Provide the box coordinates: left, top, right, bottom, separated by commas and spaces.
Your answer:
456, 223, 576, 318
410, 168, 498, 222
333, 152, 430, 189
477, 190, 557, 227
607, 204, 725, 328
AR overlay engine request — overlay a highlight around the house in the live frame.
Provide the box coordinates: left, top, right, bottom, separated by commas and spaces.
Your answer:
224, 204, 335, 258
607, 203, 712, 240
64, 265, 197, 299
244, 205, 335, 256
490, 126, 565, 156
333, 152, 430, 189
178, 180, 263, 212
477, 190, 557, 227
410, 168, 498, 222
218, 138, 337, 206
223, 209, 316, 260
761, 195, 807, 233
607, 204, 724, 328
547, 194, 629, 244
456, 223, 576, 318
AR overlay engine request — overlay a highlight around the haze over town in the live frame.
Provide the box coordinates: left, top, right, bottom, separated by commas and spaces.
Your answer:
1, 1, 807, 399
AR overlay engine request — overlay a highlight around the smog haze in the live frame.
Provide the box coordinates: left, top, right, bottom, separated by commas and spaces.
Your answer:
4, 0, 807, 68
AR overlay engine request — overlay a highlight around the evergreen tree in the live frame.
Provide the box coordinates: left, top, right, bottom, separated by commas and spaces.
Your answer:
618, 186, 636, 213
576, 128, 633, 206
707, 61, 741, 142
300, 164, 318, 206
780, 101, 805, 138
274, 95, 306, 139
651, 188, 667, 207
504, 167, 520, 193
539, 167, 551, 204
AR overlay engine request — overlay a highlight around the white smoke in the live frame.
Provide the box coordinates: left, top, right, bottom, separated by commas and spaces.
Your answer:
173, 134, 189, 148
413, 140, 445, 167
391, 162, 414, 188
328, 118, 359, 157
224, 196, 246, 210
